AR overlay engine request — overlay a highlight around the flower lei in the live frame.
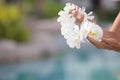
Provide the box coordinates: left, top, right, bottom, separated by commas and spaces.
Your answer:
57, 3, 103, 49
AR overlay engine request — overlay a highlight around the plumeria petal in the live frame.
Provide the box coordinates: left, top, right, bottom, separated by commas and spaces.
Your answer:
88, 11, 93, 15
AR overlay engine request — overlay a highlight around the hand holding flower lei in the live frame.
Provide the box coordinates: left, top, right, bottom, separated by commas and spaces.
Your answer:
57, 3, 103, 49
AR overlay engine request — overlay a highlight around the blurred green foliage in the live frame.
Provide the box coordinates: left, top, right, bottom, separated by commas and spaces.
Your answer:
96, 10, 119, 22
0, 2, 29, 42
41, 0, 64, 18
94, 3, 120, 22
23, 0, 64, 18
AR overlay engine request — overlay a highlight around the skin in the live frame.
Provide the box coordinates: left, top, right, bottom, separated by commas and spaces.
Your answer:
87, 12, 120, 52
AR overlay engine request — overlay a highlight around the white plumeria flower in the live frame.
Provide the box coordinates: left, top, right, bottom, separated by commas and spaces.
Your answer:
57, 10, 75, 24
57, 2, 103, 49
80, 21, 103, 41
61, 23, 76, 39
64, 3, 76, 13
66, 25, 81, 49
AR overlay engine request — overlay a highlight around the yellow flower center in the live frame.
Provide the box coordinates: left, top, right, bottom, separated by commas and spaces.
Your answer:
84, 29, 88, 34
84, 30, 96, 37
89, 32, 96, 37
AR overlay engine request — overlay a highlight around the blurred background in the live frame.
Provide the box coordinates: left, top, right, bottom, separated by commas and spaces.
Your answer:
0, 0, 120, 80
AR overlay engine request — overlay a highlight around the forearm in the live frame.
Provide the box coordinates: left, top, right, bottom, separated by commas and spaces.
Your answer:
109, 11, 120, 33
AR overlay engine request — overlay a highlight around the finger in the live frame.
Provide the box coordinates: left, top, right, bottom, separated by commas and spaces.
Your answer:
87, 36, 104, 48
102, 37, 120, 50
102, 37, 118, 45
87, 36, 99, 45
87, 36, 110, 49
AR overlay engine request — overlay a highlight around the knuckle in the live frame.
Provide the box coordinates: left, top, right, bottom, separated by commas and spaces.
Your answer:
96, 44, 104, 49
96, 45, 102, 49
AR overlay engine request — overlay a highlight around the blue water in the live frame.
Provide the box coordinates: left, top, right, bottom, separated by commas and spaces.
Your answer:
0, 48, 120, 80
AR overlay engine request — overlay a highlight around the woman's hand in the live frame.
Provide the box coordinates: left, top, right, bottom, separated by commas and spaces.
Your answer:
87, 30, 120, 52
87, 11, 120, 52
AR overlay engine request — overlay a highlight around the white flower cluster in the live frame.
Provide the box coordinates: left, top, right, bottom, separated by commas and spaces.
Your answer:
57, 3, 103, 49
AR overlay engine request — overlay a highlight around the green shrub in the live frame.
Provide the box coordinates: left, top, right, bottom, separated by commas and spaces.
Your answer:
0, 22, 29, 43
0, 3, 29, 43
41, 1, 64, 18
20, 0, 64, 18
